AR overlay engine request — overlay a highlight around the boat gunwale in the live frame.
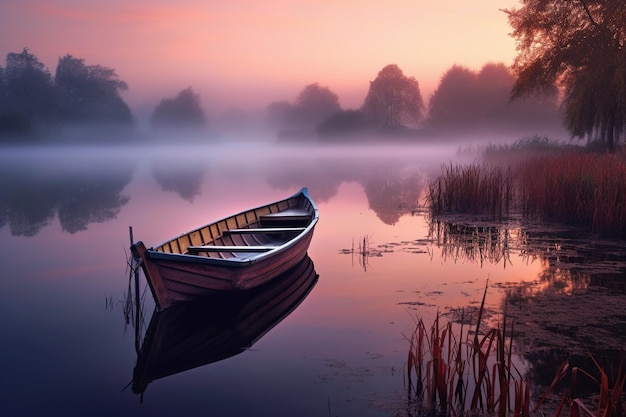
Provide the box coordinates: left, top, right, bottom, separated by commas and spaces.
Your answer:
145, 188, 318, 266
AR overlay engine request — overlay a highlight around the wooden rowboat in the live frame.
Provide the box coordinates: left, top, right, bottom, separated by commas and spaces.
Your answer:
131, 255, 318, 396
131, 187, 318, 310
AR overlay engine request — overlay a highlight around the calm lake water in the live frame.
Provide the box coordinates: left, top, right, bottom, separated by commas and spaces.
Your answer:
1, 141, 625, 417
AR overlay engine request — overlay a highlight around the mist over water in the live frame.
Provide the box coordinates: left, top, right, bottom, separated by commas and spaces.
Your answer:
0, 125, 573, 240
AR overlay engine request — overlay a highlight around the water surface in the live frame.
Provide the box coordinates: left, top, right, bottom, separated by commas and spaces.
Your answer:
1, 142, 625, 416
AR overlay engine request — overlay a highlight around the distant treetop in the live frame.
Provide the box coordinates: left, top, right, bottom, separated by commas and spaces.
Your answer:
361, 64, 425, 129
55, 54, 132, 124
151, 87, 208, 129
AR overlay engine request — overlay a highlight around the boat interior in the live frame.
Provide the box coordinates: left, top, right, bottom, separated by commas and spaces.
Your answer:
155, 199, 315, 259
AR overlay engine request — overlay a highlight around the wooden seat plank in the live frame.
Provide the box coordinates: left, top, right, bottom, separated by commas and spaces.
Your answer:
187, 245, 276, 253
261, 208, 310, 218
223, 227, 306, 234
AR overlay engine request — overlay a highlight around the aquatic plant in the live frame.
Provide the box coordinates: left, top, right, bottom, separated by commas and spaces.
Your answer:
427, 147, 626, 239
516, 151, 626, 238
535, 356, 626, 417
405, 284, 626, 417
405, 283, 525, 417
427, 162, 513, 219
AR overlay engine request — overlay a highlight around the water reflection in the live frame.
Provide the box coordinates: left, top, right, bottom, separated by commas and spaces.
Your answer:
130, 255, 318, 398
520, 227, 626, 293
0, 144, 437, 237
362, 170, 424, 225
0, 154, 133, 236
2, 143, 624, 416
151, 158, 205, 202
524, 348, 625, 404
428, 219, 515, 267
427, 215, 626, 390
267, 155, 427, 225
428, 216, 626, 295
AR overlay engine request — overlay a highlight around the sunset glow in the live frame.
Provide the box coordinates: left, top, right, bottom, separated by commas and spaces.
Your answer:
1, 0, 521, 112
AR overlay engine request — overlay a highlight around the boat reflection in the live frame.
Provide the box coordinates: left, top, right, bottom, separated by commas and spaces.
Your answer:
131, 255, 318, 397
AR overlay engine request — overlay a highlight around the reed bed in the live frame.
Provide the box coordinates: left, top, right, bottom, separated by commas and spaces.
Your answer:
405, 285, 626, 417
427, 148, 626, 239
427, 163, 513, 218
517, 152, 626, 238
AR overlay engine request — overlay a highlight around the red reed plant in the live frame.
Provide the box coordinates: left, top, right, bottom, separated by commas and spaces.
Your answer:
427, 162, 513, 218
406, 303, 625, 417
427, 148, 626, 239
405, 283, 529, 417
516, 152, 626, 238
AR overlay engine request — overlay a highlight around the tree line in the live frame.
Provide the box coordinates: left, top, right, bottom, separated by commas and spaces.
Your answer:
268, 63, 561, 141
0, 49, 558, 143
3, 0, 625, 154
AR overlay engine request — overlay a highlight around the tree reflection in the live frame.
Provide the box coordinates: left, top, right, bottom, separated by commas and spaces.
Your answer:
267, 157, 426, 225
0, 187, 56, 236
151, 159, 205, 202
56, 175, 131, 233
0, 160, 133, 236
361, 170, 424, 225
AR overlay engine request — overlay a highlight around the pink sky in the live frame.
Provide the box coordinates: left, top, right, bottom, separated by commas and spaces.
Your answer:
0, 0, 521, 113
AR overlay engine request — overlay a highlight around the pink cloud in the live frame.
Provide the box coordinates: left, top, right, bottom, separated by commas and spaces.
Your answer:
24, 2, 206, 25
26, 2, 97, 21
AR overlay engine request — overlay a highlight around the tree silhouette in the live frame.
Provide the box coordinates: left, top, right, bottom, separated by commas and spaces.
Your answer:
266, 100, 293, 127
266, 83, 341, 130
427, 65, 478, 128
477, 63, 560, 129
0, 49, 134, 139
361, 64, 425, 129
317, 110, 370, 139
426, 63, 560, 130
0, 66, 29, 135
0, 48, 57, 136
55, 54, 133, 125
506, 0, 626, 151
292, 83, 341, 126
151, 87, 207, 128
